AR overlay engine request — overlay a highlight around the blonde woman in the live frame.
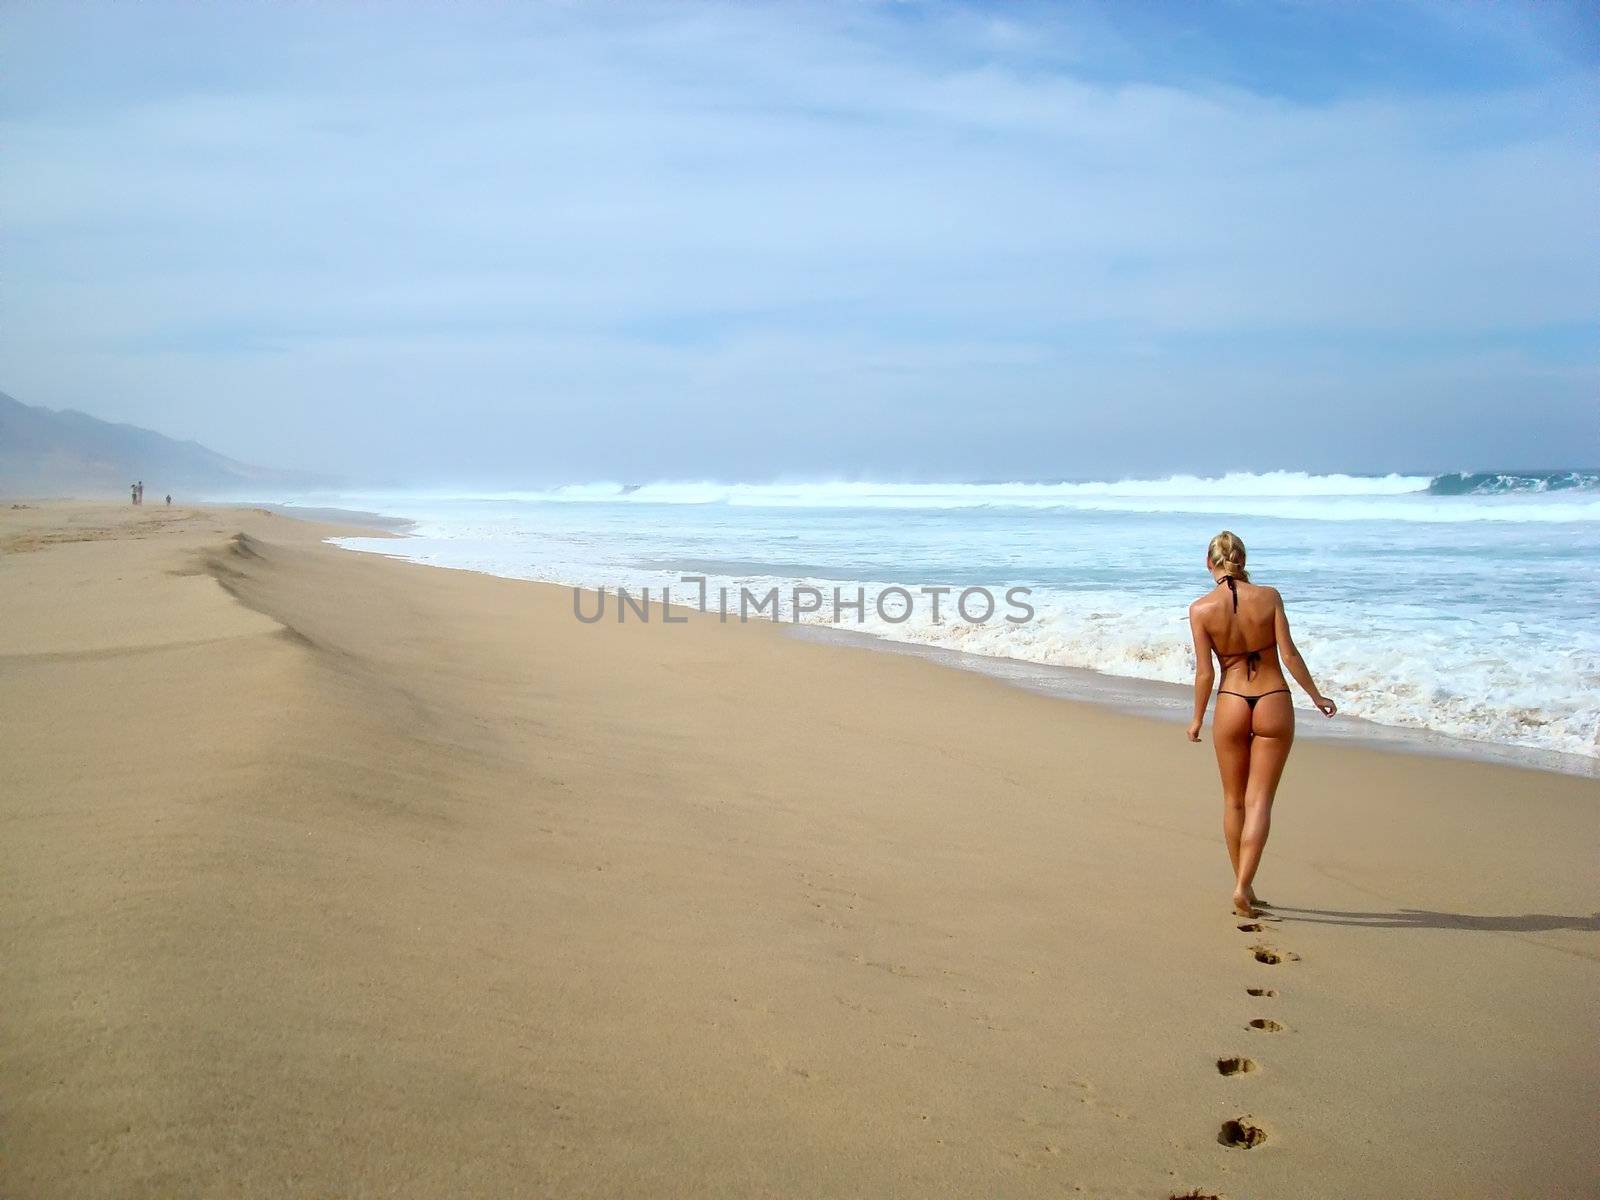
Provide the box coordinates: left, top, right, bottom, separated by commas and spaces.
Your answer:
1187, 532, 1336, 917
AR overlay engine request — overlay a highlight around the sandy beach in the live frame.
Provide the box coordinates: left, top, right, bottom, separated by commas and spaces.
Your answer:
2, 502, 1596, 1199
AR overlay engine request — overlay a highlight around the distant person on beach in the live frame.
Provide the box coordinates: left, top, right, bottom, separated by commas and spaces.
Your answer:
131, 483, 138, 505
1186, 531, 1336, 917
165, 494, 171, 506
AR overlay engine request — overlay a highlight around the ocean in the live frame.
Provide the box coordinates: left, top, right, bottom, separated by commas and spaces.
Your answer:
285, 471, 1600, 769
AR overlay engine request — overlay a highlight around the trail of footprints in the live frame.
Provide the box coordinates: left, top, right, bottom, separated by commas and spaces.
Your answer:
1170, 908, 1302, 1200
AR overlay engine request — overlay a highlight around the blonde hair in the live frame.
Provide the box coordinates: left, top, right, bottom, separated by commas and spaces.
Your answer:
1207, 530, 1249, 581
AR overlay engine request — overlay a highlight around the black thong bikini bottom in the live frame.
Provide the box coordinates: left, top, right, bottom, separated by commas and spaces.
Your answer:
1217, 688, 1291, 711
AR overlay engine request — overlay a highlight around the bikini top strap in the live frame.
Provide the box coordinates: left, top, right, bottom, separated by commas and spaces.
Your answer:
1223, 575, 1238, 612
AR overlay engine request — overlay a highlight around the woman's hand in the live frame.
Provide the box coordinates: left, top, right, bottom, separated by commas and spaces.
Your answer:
1186, 718, 1203, 742
1315, 695, 1337, 717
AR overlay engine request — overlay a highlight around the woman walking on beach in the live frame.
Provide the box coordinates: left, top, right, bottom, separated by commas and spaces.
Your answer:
1186, 532, 1336, 917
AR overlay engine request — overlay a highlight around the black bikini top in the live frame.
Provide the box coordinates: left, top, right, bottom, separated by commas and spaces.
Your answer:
1217, 575, 1275, 679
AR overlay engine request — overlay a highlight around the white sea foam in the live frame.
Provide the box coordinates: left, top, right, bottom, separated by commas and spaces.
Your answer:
332, 472, 1600, 523
838, 593, 1600, 761
532, 472, 1440, 504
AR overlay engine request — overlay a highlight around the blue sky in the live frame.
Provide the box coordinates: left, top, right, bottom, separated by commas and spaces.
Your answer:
2, 0, 1596, 483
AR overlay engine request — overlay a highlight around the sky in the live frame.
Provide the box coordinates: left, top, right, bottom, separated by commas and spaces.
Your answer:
3, 0, 1596, 485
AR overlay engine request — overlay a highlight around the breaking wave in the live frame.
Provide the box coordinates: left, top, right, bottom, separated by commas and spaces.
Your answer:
383, 470, 1600, 522
1427, 471, 1600, 496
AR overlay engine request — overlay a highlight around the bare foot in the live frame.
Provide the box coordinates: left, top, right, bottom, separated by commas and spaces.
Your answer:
1232, 889, 1259, 918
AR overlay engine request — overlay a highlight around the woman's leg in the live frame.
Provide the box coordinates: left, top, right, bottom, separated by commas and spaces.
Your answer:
1234, 694, 1295, 914
1212, 695, 1253, 890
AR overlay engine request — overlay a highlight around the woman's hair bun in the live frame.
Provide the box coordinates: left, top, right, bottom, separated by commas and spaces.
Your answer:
1207, 530, 1249, 581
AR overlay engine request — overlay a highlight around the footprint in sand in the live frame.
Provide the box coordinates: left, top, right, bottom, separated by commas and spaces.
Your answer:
1237, 921, 1263, 932
1218, 1117, 1268, 1149
1249, 943, 1300, 964
1247, 1018, 1284, 1032
1215, 1055, 1257, 1076
1246, 987, 1276, 997
1169, 1191, 1221, 1200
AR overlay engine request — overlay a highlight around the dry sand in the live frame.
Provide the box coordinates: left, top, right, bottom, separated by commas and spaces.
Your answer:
2, 502, 1596, 1199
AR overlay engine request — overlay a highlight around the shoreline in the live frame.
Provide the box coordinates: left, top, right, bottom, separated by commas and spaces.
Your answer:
244, 502, 418, 533
790, 624, 1600, 781
5, 502, 1596, 1199
320, 515, 1598, 780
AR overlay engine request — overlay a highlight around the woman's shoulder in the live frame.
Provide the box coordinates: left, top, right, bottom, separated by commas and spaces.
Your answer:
1249, 581, 1284, 607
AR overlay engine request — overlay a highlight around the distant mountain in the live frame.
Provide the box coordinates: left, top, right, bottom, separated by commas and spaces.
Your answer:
0, 391, 325, 498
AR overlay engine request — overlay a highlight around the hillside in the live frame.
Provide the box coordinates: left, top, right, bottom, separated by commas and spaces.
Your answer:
0, 391, 319, 498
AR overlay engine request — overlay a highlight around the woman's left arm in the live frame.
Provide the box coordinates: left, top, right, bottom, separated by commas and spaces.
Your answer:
1187, 605, 1215, 742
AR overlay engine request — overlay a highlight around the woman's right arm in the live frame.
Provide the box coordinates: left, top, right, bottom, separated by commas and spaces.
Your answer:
1187, 605, 1215, 741
1273, 593, 1336, 716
